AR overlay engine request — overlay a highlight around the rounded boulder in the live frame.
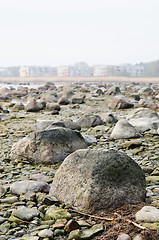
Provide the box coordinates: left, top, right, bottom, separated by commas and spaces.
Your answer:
49, 149, 146, 213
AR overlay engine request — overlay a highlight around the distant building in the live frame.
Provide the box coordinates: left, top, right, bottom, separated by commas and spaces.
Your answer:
19, 66, 30, 77
108, 63, 144, 77
69, 62, 93, 77
19, 66, 57, 77
93, 65, 108, 76
0, 61, 147, 78
0, 68, 10, 77
57, 65, 70, 76
29, 66, 57, 77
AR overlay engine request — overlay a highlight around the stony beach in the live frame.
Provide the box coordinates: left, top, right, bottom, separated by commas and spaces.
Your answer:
0, 79, 159, 239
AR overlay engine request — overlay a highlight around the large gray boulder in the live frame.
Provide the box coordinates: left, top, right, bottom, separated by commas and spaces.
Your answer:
126, 108, 159, 120
126, 108, 159, 133
40, 90, 58, 102
108, 97, 134, 109
100, 112, 118, 124
110, 119, 141, 139
11, 127, 87, 164
11, 103, 25, 111
25, 99, 44, 112
77, 114, 103, 128
49, 149, 146, 213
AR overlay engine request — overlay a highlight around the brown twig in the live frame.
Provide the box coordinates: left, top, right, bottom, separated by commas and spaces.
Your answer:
69, 209, 147, 230
114, 212, 146, 230
17, 221, 40, 225
69, 209, 113, 221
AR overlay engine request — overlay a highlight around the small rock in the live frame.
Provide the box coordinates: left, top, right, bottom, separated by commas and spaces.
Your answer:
77, 114, 103, 127
117, 233, 131, 240
133, 234, 143, 240
0, 186, 6, 198
64, 219, 81, 233
30, 173, 50, 182
54, 229, 65, 236
0, 217, 7, 224
82, 135, 97, 146
108, 97, 134, 109
68, 224, 103, 240
58, 97, 70, 105
12, 206, 40, 221
0, 196, 18, 204
135, 206, 159, 222
21, 236, 39, 240
25, 99, 44, 112
38, 229, 53, 238
110, 119, 141, 139
46, 206, 72, 220
0, 222, 10, 234
10, 180, 50, 195
14, 230, 26, 237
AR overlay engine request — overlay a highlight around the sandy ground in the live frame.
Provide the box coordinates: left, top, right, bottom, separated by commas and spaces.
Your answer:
0, 76, 159, 84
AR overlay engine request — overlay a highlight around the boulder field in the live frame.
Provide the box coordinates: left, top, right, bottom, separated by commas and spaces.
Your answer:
0, 80, 159, 239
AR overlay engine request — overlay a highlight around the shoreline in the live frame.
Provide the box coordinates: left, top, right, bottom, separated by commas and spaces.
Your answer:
0, 76, 159, 84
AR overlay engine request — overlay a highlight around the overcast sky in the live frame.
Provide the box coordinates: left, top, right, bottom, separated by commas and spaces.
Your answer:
0, 0, 159, 67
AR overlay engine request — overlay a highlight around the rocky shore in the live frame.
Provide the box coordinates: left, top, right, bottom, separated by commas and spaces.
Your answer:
0, 81, 159, 239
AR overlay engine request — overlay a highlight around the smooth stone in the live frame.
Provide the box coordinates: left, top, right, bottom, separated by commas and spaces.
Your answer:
117, 233, 131, 240
38, 229, 53, 238
54, 229, 65, 236
68, 224, 103, 240
0, 217, 7, 224
135, 206, 159, 222
11, 127, 87, 164
77, 114, 103, 127
82, 135, 97, 146
133, 235, 143, 240
30, 225, 49, 232
21, 236, 39, 240
14, 230, 26, 237
8, 215, 23, 223
45, 206, 72, 220
0, 222, 10, 234
110, 119, 141, 139
23, 191, 36, 202
12, 206, 40, 221
0, 186, 5, 198
0, 236, 8, 240
146, 176, 159, 184
10, 180, 50, 195
52, 223, 65, 230
0, 196, 18, 204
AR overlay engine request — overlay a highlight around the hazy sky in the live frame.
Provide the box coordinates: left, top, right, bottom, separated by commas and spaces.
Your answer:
0, 0, 159, 66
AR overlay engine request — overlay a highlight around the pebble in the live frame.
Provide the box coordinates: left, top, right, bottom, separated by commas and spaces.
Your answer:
38, 229, 53, 238
117, 234, 131, 240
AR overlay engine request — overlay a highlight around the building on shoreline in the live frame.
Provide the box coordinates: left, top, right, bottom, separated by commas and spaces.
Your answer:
109, 63, 144, 77
93, 65, 108, 76
19, 66, 57, 77
3, 60, 159, 78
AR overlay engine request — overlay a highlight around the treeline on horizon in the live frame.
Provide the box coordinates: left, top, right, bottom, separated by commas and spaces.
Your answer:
143, 60, 159, 77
